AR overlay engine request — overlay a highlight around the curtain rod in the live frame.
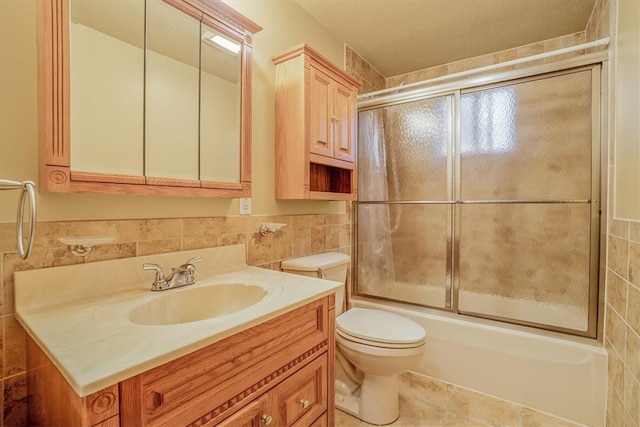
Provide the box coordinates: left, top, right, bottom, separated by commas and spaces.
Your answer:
358, 37, 609, 101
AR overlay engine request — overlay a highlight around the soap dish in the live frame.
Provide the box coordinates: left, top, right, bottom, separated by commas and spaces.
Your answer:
57, 236, 116, 257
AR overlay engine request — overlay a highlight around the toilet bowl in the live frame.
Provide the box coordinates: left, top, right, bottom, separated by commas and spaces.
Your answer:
281, 253, 426, 425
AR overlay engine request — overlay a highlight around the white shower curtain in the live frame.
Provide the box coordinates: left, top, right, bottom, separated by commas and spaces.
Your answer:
357, 110, 396, 292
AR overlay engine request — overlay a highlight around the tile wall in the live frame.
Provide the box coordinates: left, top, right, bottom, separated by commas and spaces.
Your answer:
0, 210, 352, 426
597, 0, 640, 424
345, 45, 386, 94
606, 219, 640, 426
384, 30, 596, 90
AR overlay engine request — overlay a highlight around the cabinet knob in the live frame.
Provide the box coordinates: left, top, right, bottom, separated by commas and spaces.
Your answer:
331, 115, 341, 122
261, 414, 273, 425
299, 399, 310, 409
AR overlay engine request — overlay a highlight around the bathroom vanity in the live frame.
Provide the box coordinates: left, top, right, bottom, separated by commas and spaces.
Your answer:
16, 245, 340, 426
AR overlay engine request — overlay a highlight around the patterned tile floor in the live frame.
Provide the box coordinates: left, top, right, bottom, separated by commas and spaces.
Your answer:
335, 371, 583, 427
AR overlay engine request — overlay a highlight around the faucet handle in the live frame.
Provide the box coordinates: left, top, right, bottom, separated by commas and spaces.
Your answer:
185, 256, 202, 266
143, 263, 166, 281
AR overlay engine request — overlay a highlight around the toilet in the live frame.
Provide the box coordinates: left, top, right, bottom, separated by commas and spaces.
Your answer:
281, 253, 426, 425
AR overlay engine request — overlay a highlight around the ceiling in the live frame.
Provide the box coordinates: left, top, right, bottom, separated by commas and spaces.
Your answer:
294, 0, 597, 77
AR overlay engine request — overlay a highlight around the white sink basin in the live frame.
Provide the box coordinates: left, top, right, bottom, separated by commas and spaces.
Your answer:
129, 284, 268, 325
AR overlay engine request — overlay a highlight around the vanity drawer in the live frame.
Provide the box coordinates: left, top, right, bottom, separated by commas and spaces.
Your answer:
120, 297, 332, 427
270, 353, 328, 427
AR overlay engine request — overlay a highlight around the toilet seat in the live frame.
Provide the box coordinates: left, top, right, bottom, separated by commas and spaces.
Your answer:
336, 308, 426, 349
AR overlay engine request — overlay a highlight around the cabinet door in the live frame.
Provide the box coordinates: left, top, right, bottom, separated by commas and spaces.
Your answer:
271, 354, 327, 426
216, 395, 269, 427
332, 82, 356, 163
309, 67, 334, 158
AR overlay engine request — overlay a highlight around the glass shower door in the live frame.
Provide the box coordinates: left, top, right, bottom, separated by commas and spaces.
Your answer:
457, 68, 599, 332
357, 95, 454, 309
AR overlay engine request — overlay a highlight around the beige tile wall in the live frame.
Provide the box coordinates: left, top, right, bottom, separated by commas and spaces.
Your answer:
606, 219, 640, 426
0, 210, 351, 426
586, 0, 611, 43
345, 45, 385, 94
598, 0, 640, 424
385, 31, 596, 89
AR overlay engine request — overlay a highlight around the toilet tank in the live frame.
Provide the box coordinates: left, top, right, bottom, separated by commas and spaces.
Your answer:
281, 252, 350, 315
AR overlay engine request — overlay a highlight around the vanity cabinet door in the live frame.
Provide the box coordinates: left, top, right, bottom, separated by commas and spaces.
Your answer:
270, 354, 328, 427
215, 395, 269, 427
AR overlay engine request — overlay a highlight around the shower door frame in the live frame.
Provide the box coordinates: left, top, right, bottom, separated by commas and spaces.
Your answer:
353, 54, 608, 339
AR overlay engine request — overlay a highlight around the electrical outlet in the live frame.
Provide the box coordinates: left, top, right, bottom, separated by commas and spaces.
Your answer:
239, 198, 252, 215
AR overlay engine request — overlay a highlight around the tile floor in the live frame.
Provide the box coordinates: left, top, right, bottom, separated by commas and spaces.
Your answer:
335, 371, 583, 427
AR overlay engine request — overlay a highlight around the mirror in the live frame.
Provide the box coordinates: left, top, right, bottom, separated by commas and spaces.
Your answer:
200, 24, 242, 183
38, 0, 261, 196
145, 0, 200, 182
69, 0, 145, 177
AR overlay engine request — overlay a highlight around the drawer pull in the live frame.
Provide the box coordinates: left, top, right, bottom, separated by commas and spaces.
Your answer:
299, 399, 310, 409
261, 414, 273, 425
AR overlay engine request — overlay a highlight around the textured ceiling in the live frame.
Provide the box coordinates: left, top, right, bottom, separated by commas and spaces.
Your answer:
294, 0, 597, 77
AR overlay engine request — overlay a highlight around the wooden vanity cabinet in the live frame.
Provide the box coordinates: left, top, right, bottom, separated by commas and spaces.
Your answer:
27, 296, 335, 427
272, 44, 361, 201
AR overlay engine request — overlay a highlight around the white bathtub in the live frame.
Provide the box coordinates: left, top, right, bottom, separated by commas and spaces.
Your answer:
351, 298, 607, 426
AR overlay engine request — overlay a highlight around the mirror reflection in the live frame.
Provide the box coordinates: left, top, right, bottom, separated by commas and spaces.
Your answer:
68, 0, 244, 185
200, 24, 242, 183
69, 0, 144, 176
145, 0, 200, 181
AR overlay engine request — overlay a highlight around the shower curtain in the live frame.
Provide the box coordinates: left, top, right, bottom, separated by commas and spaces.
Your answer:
357, 110, 396, 293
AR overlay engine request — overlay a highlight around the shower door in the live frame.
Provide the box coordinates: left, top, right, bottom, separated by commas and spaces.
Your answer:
357, 95, 454, 310
457, 68, 599, 333
355, 65, 600, 336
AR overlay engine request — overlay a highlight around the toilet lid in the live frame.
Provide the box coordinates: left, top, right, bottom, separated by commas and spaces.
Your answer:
336, 308, 426, 345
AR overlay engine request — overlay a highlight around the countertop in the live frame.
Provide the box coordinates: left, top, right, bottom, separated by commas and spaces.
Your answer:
14, 244, 341, 397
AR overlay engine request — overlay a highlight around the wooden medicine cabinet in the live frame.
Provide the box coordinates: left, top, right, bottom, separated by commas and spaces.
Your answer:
38, 0, 261, 197
272, 44, 361, 201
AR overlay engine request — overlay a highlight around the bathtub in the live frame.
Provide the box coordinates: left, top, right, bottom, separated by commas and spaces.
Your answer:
351, 297, 607, 426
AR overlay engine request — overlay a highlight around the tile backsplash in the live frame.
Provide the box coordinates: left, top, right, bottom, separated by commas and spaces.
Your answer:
0, 209, 352, 426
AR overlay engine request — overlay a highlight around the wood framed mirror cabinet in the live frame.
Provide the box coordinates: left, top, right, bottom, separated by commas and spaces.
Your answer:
37, 0, 261, 197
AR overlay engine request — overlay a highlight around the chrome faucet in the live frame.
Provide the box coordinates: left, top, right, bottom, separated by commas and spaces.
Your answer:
143, 256, 202, 291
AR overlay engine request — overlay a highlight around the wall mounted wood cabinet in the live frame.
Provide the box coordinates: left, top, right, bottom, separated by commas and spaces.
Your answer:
28, 296, 335, 426
272, 44, 361, 200
37, 0, 261, 197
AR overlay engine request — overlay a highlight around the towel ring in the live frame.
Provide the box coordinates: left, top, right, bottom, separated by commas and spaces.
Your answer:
0, 179, 37, 259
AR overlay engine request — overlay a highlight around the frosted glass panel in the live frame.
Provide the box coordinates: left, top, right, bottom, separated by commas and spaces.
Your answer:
458, 203, 591, 331
357, 204, 449, 309
460, 70, 592, 201
358, 96, 452, 201
355, 67, 598, 336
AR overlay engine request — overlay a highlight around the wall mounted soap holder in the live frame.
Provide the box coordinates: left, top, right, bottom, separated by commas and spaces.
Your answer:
57, 236, 116, 257
259, 223, 287, 236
